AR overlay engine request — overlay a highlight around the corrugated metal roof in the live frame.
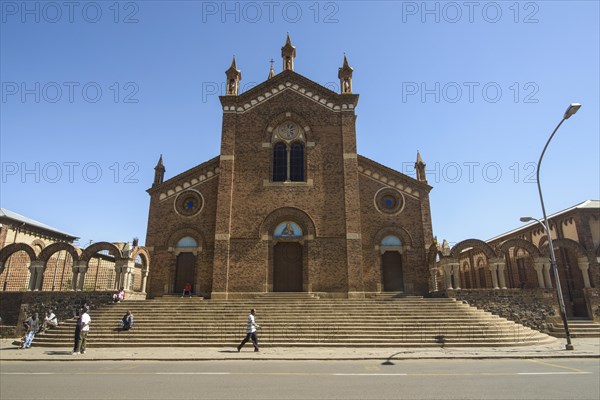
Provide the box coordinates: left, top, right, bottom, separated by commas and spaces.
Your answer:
487, 199, 599, 243
0, 208, 78, 239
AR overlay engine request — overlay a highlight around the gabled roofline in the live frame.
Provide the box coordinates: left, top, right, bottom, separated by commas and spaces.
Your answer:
147, 156, 220, 194
358, 154, 433, 192
238, 69, 339, 101
486, 199, 600, 243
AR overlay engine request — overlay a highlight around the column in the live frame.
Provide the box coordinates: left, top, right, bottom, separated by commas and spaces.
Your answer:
31, 261, 45, 291
577, 257, 592, 288
497, 264, 507, 289
451, 263, 461, 290
489, 265, 499, 289
533, 259, 546, 288
124, 266, 134, 290
543, 264, 553, 288
443, 264, 453, 290
71, 266, 79, 290
114, 262, 124, 290
27, 264, 38, 291
141, 269, 149, 293
76, 261, 88, 291
429, 267, 438, 292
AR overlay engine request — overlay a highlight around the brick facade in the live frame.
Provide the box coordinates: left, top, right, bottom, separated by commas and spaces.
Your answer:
145, 40, 433, 299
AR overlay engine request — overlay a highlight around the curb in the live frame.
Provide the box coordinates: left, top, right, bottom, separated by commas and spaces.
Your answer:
0, 355, 600, 362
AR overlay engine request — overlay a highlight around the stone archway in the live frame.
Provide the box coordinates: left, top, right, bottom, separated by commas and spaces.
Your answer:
0, 243, 38, 291
496, 238, 543, 289
173, 236, 199, 294
450, 239, 497, 259
260, 208, 316, 293
39, 242, 81, 291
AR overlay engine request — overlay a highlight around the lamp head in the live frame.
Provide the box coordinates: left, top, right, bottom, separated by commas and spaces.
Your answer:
564, 103, 581, 119
520, 217, 534, 222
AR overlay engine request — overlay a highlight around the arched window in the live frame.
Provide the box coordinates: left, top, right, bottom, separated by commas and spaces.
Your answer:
272, 143, 287, 182
381, 235, 401, 246
289, 143, 304, 181
271, 121, 306, 182
176, 237, 197, 249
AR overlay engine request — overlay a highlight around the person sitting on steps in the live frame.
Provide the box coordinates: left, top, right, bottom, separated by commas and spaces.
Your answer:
182, 282, 192, 298
119, 310, 134, 331
112, 287, 125, 303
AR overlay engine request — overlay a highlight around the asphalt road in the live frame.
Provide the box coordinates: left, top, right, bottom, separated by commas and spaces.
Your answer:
1, 359, 598, 400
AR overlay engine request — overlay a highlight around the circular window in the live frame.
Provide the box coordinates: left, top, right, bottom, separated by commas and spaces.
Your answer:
375, 188, 404, 215
175, 190, 203, 217
276, 121, 302, 141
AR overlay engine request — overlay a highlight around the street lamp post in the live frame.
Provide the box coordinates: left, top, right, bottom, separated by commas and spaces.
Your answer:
520, 102, 581, 351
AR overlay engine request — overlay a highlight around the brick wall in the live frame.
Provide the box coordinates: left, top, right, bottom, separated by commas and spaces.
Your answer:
145, 70, 433, 297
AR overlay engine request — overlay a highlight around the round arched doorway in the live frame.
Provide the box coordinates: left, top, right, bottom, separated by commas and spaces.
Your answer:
174, 236, 197, 294
380, 235, 404, 291
272, 222, 303, 292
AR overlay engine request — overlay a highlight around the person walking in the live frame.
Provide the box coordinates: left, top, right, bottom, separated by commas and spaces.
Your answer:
73, 306, 91, 355
237, 308, 260, 352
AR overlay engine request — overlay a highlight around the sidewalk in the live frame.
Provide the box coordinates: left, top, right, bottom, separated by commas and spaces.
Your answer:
1, 337, 599, 361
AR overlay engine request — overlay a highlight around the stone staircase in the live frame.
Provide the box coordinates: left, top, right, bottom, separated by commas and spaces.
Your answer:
33, 296, 554, 348
547, 319, 600, 338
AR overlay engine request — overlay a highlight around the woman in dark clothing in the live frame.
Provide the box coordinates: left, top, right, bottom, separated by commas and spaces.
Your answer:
73, 307, 83, 352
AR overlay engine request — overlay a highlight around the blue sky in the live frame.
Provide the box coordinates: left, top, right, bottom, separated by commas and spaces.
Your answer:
1, 1, 599, 247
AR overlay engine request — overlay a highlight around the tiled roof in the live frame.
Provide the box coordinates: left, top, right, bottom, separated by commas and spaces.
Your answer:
0, 208, 78, 239
487, 200, 599, 243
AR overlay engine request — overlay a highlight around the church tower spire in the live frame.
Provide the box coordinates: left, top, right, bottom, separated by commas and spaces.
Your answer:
338, 53, 354, 94
415, 151, 427, 183
225, 56, 242, 96
281, 33, 296, 71
268, 59, 275, 79
153, 154, 165, 186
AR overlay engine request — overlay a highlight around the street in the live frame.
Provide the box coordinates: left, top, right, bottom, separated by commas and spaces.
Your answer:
1, 358, 598, 399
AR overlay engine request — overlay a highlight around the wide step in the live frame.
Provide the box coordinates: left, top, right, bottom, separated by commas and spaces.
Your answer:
33, 297, 554, 348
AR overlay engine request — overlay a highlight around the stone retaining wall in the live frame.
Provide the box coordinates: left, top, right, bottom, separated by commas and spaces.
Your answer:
584, 288, 600, 322
431, 289, 559, 332
0, 291, 145, 336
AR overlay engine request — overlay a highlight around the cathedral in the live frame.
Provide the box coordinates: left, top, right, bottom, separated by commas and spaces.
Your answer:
145, 36, 434, 299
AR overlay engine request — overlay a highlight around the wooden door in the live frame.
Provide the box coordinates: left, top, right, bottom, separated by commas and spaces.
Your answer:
382, 251, 404, 291
175, 252, 196, 293
273, 242, 303, 292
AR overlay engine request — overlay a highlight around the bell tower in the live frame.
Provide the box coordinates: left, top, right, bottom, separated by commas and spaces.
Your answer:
225, 56, 242, 96
415, 151, 427, 183
153, 154, 165, 187
338, 54, 353, 94
281, 34, 296, 71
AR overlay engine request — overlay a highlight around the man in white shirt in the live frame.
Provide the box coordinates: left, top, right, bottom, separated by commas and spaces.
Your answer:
237, 309, 260, 352
73, 307, 91, 355
42, 310, 58, 333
